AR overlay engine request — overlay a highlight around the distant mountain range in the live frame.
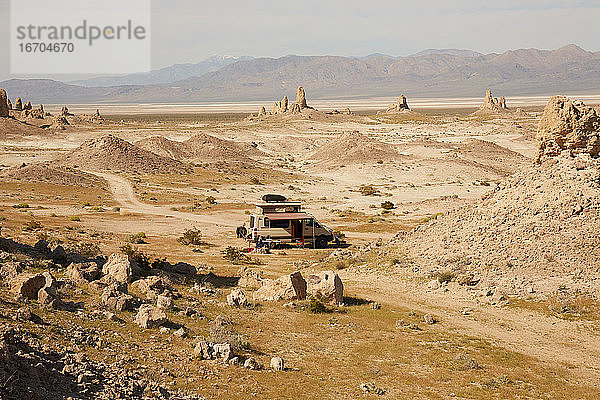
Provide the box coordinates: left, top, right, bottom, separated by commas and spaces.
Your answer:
2, 45, 599, 104
69, 55, 254, 87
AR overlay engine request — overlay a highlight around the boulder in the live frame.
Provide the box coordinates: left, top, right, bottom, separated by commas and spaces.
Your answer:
156, 294, 173, 310
51, 245, 68, 265
10, 273, 46, 300
306, 271, 343, 304
237, 267, 263, 288
258, 106, 266, 116
226, 288, 249, 307
67, 262, 101, 283
244, 357, 260, 370
14, 98, 23, 111
102, 253, 135, 283
0, 262, 24, 282
23, 101, 32, 110
7, 98, 12, 111
101, 282, 135, 312
537, 96, 600, 160
296, 86, 308, 109
33, 240, 50, 255
61, 106, 69, 116
131, 276, 171, 300
194, 341, 232, 361
0, 89, 9, 117
253, 271, 307, 301
270, 356, 284, 371
135, 304, 167, 329
289, 103, 301, 113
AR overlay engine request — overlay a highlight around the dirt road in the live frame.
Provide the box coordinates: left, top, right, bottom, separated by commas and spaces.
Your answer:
88, 171, 239, 228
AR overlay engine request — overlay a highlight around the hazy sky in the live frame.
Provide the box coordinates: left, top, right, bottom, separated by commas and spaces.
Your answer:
1, 0, 599, 81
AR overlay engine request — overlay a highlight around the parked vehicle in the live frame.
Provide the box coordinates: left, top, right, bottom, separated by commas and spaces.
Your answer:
247, 195, 335, 248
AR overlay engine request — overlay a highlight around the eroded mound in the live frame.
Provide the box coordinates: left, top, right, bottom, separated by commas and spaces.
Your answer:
57, 135, 184, 174
0, 117, 45, 140
308, 131, 401, 165
0, 163, 105, 187
537, 95, 600, 160
397, 154, 600, 296
136, 133, 264, 163
454, 139, 530, 175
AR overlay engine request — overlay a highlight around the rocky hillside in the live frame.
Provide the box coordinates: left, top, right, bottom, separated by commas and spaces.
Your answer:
390, 96, 600, 297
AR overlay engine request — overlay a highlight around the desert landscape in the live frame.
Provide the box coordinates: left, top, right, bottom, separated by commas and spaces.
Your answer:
1, 77, 600, 400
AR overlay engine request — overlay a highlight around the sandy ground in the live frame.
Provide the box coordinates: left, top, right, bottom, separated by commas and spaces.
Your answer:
2, 101, 600, 398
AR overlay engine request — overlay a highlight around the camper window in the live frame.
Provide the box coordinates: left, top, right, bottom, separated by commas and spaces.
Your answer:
270, 220, 289, 229
250, 216, 255, 228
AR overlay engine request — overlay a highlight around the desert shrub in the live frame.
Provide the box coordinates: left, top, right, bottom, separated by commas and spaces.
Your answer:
69, 216, 81, 222
120, 244, 150, 270
177, 227, 204, 246
250, 177, 263, 185
223, 246, 261, 265
308, 297, 329, 314
205, 320, 249, 352
13, 203, 30, 209
23, 220, 43, 232
331, 258, 358, 270
82, 202, 91, 207
65, 242, 101, 258
112, 207, 121, 212
358, 184, 379, 196
127, 232, 147, 244
434, 270, 456, 284
381, 201, 395, 210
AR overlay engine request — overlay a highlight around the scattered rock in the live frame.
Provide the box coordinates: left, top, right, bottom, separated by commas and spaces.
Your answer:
100, 282, 136, 312
102, 253, 136, 284
270, 356, 284, 371
227, 288, 249, 307
243, 357, 260, 370
194, 341, 232, 361
10, 273, 46, 300
423, 314, 436, 324
156, 294, 173, 310
237, 266, 263, 288
253, 271, 307, 301
67, 261, 101, 284
360, 382, 385, 395
135, 304, 168, 329
306, 271, 343, 304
